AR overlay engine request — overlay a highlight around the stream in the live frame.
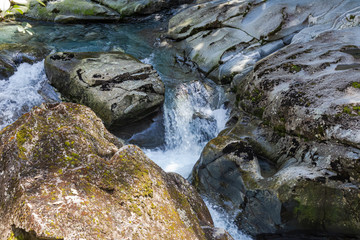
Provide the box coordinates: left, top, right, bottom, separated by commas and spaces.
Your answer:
0, 15, 251, 240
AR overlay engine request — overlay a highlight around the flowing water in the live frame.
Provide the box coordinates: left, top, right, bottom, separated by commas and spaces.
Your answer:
0, 17, 251, 239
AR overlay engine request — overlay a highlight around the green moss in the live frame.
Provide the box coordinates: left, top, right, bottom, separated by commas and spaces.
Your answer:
316, 125, 325, 137
274, 124, 286, 136
253, 107, 265, 118
343, 106, 352, 114
247, 87, 264, 103
351, 82, 360, 88
291, 64, 301, 73
130, 203, 142, 216
16, 127, 32, 146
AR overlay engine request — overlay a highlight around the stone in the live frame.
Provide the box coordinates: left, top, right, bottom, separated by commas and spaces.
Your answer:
168, 0, 360, 84
21, 0, 192, 22
0, 102, 225, 240
44, 51, 165, 127
92, 0, 193, 17
193, 112, 360, 237
238, 28, 360, 149
0, 43, 50, 79
24, 0, 121, 22
192, 28, 360, 237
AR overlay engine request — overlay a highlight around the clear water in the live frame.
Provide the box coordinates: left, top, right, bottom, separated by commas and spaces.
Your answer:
0, 17, 250, 239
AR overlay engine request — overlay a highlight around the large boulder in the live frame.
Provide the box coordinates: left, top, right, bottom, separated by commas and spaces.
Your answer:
167, 0, 360, 84
92, 0, 193, 17
45, 52, 165, 127
192, 28, 360, 237
0, 102, 229, 240
0, 43, 50, 79
238, 28, 360, 150
24, 0, 121, 23
20, 0, 193, 23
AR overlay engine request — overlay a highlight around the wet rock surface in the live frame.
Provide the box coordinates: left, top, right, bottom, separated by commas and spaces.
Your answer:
168, 0, 360, 84
0, 43, 50, 79
0, 102, 225, 240
192, 27, 360, 237
45, 51, 165, 127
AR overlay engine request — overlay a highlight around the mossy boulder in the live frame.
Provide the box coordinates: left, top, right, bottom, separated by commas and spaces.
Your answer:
92, 0, 193, 17
0, 43, 50, 79
44, 52, 165, 127
24, 0, 121, 23
21, 0, 193, 22
0, 102, 227, 240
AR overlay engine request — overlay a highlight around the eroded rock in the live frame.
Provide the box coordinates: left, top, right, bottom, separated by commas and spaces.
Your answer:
193, 28, 360, 237
238, 28, 360, 149
44, 52, 165, 127
0, 102, 223, 240
168, 0, 360, 84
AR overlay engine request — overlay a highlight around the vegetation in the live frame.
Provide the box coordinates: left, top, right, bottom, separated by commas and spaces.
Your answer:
0, 0, 44, 21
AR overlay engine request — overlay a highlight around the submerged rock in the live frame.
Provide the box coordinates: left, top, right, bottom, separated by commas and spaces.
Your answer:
0, 43, 50, 79
168, 0, 360, 84
44, 51, 165, 127
0, 102, 227, 240
193, 28, 360, 237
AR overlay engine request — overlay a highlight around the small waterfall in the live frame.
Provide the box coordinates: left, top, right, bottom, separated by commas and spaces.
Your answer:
145, 80, 228, 177
0, 61, 59, 130
144, 80, 251, 239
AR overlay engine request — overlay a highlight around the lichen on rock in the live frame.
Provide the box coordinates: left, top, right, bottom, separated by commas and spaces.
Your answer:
0, 102, 222, 240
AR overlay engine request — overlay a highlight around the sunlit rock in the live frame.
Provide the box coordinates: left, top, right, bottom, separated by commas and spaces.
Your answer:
193, 28, 360, 237
45, 51, 165, 127
168, 0, 360, 84
0, 102, 229, 240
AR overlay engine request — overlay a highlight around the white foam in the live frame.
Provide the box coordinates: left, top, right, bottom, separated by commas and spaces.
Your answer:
0, 61, 48, 130
145, 81, 229, 178
204, 198, 252, 240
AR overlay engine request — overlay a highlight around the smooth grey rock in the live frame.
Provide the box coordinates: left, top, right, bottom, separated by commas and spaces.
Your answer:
238, 28, 360, 148
44, 52, 165, 127
194, 27, 360, 234
168, 0, 360, 84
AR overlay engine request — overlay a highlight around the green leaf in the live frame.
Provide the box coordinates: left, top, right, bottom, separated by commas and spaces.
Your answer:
36, 0, 46, 7
13, 7, 24, 15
